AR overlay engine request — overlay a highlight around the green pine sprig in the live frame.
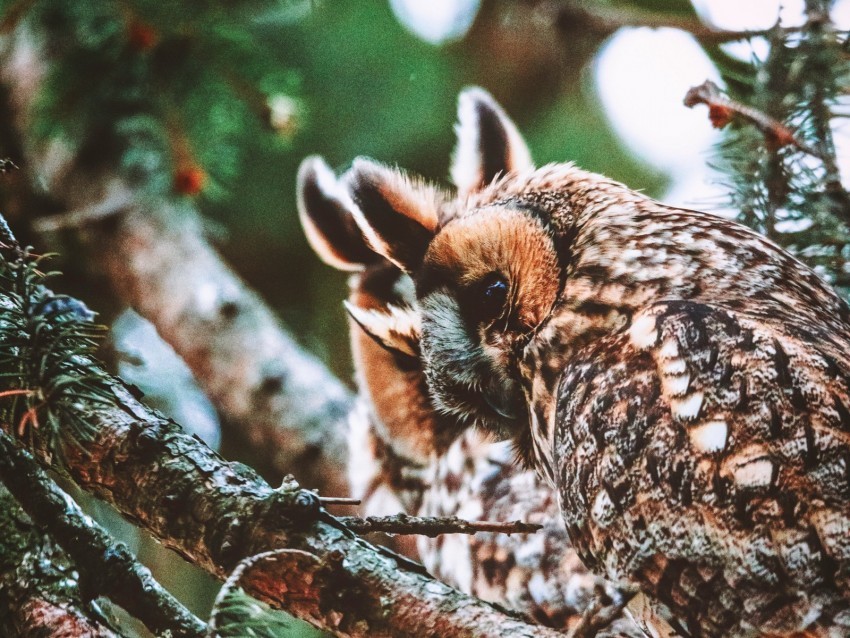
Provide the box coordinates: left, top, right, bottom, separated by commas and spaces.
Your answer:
0, 243, 112, 465
706, 8, 850, 296
208, 588, 293, 638
10, 0, 305, 201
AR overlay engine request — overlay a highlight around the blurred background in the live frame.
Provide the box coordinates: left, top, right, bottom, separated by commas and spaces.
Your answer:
2, 0, 848, 635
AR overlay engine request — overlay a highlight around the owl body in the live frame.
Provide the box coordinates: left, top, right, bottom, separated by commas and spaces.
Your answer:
555, 300, 850, 635
341, 88, 850, 636
297, 155, 641, 633
418, 429, 638, 634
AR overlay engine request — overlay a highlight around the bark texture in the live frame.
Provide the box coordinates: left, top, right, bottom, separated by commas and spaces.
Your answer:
0, 484, 121, 638
84, 208, 352, 497
9, 369, 565, 637
0, 431, 205, 638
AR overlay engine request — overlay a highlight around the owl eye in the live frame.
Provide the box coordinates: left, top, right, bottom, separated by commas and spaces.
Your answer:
475, 272, 509, 324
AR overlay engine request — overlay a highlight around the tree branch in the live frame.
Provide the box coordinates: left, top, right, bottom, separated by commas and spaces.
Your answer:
0, 484, 122, 638
0, 28, 352, 497
0, 19, 614, 638
84, 207, 353, 496
206, 549, 325, 637
337, 514, 542, 537
35, 379, 566, 636
0, 429, 206, 638
684, 79, 823, 158
0, 231, 565, 637
551, 0, 783, 44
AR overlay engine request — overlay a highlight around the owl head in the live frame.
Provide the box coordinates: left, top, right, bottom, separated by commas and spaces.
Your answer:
296, 155, 462, 469
338, 87, 577, 461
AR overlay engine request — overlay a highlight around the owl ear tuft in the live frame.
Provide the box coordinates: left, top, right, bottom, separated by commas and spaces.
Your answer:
346, 158, 440, 273
451, 87, 533, 197
343, 300, 420, 359
297, 155, 381, 272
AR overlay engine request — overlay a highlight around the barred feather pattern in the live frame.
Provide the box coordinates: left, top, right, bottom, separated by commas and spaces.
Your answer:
417, 429, 641, 635
311, 87, 850, 637
345, 261, 643, 634
553, 300, 850, 636
489, 169, 850, 636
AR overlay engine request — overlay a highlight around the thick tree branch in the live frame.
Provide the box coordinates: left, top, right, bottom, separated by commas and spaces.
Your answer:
0, 229, 562, 637
83, 207, 352, 496
0, 29, 352, 497
0, 484, 122, 638
206, 549, 326, 636
15, 375, 563, 636
0, 430, 206, 638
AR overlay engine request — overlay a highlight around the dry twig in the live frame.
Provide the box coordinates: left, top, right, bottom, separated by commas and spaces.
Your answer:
337, 513, 543, 537
684, 80, 824, 158
553, 1, 786, 44
0, 430, 206, 638
319, 496, 362, 506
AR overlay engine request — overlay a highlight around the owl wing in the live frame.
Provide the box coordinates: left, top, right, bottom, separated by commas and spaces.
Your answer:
555, 299, 850, 637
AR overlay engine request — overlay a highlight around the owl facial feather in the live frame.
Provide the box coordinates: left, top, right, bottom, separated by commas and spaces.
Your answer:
345, 88, 556, 446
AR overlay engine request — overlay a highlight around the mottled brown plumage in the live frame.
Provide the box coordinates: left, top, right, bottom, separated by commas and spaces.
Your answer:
342, 87, 850, 636
296, 154, 640, 634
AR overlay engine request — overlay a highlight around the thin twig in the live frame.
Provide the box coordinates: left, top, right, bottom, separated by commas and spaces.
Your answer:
336, 513, 543, 537
553, 1, 790, 44
318, 496, 361, 506
568, 589, 637, 638
0, 429, 206, 638
32, 181, 135, 232
684, 80, 825, 158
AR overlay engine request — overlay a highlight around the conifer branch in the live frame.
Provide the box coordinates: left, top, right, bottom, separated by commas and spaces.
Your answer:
1, 27, 352, 496
801, 0, 850, 224
684, 80, 823, 158
0, 430, 206, 638
688, 6, 850, 290
0, 214, 565, 638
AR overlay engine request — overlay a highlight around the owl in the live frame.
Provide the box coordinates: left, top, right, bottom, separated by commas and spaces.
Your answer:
337, 87, 850, 637
297, 146, 641, 633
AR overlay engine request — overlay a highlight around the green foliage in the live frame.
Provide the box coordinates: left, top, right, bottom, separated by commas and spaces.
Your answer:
707, 9, 850, 294
211, 588, 300, 638
0, 242, 111, 464
15, 0, 304, 200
